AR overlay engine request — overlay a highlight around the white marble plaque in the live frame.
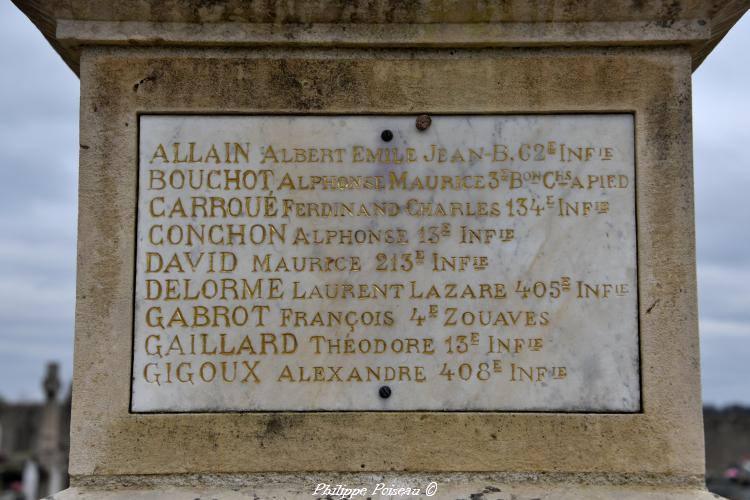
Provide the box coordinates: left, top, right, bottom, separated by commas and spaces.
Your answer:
131, 114, 639, 412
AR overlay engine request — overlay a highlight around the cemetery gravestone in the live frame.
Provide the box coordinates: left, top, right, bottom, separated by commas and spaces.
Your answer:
12, 1, 749, 498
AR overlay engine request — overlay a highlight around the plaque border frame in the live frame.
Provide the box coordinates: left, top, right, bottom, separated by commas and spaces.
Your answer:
128, 112, 643, 415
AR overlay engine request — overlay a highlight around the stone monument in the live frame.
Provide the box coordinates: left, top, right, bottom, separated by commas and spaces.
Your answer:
12, 1, 748, 498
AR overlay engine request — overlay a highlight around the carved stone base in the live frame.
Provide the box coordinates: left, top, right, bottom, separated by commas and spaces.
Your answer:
49, 473, 722, 499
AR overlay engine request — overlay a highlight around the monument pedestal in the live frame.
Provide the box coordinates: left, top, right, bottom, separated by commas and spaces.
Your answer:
12, 2, 746, 499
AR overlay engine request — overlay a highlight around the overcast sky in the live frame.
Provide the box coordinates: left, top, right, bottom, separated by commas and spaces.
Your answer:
693, 14, 750, 407
0, 3, 747, 406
